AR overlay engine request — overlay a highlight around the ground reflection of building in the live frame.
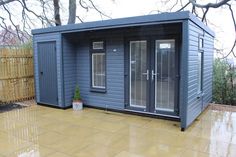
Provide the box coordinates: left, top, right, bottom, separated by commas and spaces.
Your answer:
3, 106, 40, 156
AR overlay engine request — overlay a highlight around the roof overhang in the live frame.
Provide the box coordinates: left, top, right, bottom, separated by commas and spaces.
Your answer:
32, 11, 215, 37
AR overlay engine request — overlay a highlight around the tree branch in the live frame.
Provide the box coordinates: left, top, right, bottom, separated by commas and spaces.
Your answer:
222, 3, 236, 58
169, 0, 179, 12
0, 15, 12, 43
79, 0, 89, 11
189, 0, 231, 9
18, 0, 47, 26
2, 3, 22, 41
0, 0, 16, 6
188, 0, 235, 58
88, 0, 112, 19
202, 8, 209, 22
176, 2, 190, 12
76, 15, 84, 23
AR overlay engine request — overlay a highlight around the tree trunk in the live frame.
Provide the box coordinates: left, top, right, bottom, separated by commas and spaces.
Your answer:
68, 0, 76, 24
53, 0, 61, 26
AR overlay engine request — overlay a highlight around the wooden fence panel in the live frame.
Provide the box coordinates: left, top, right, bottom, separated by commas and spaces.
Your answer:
0, 48, 34, 104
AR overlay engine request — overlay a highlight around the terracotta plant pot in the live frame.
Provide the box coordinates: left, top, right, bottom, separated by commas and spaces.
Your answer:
73, 100, 83, 110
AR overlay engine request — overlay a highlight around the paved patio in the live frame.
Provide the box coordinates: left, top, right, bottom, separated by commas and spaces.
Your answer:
0, 104, 236, 157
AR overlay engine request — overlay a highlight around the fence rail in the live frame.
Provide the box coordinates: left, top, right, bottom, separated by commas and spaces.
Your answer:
0, 48, 34, 104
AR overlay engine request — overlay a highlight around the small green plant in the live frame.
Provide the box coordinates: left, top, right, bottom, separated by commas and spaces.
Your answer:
73, 86, 81, 101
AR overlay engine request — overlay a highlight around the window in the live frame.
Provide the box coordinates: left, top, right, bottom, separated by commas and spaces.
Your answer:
91, 41, 106, 91
92, 53, 105, 88
197, 35, 204, 93
197, 52, 203, 93
198, 35, 204, 50
159, 43, 171, 49
93, 41, 104, 50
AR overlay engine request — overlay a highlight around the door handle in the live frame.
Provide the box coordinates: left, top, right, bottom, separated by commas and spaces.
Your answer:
151, 70, 156, 81
40, 71, 43, 75
175, 75, 180, 79
142, 70, 149, 80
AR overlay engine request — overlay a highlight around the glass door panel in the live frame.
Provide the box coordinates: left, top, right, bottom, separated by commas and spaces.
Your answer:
155, 40, 175, 112
130, 41, 147, 108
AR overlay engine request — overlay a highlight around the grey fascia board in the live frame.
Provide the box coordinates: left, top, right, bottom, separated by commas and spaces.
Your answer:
32, 11, 215, 38
61, 20, 184, 35
32, 11, 190, 35
188, 13, 215, 37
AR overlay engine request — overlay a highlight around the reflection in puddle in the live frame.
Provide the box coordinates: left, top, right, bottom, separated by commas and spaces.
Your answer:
0, 104, 235, 157
3, 107, 41, 156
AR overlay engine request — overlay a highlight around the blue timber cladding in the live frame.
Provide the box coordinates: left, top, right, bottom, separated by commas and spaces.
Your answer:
203, 33, 214, 108
185, 20, 214, 128
187, 20, 203, 126
62, 36, 77, 107
33, 32, 63, 107
76, 36, 124, 110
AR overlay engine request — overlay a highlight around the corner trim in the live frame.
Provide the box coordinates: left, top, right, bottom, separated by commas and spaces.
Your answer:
180, 20, 189, 130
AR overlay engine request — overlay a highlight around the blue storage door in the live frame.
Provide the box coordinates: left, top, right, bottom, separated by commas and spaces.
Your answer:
38, 41, 58, 106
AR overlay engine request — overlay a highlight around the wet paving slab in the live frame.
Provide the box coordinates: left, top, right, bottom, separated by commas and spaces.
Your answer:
0, 104, 235, 157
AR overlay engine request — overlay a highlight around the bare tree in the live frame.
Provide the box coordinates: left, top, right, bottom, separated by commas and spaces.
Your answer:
176, 0, 236, 58
148, 0, 235, 58
0, 0, 53, 45
0, 0, 235, 58
53, 0, 61, 26
0, 0, 111, 44
68, 0, 76, 24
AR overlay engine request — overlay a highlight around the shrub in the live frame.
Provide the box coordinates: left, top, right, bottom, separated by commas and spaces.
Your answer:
73, 86, 81, 101
213, 58, 236, 105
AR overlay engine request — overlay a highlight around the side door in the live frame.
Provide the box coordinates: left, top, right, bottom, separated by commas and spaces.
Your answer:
38, 41, 58, 106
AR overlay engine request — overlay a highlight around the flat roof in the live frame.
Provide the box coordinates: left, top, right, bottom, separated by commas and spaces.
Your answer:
32, 11, 214, 37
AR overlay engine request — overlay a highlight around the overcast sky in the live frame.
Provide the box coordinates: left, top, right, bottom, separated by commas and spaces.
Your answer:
1, 0, 235, 58
60, 0, 236, 58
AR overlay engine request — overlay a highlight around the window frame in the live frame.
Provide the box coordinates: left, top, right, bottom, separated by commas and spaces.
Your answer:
90, 40, 106, 93
198, 35, 204, 51
197, 35, 204, 94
